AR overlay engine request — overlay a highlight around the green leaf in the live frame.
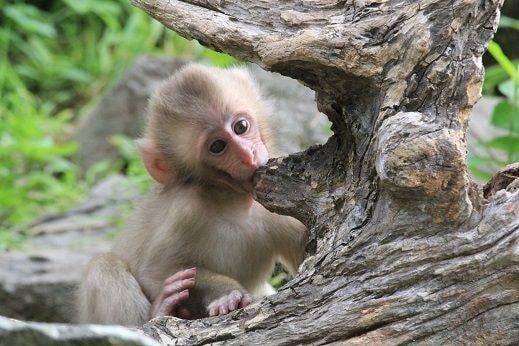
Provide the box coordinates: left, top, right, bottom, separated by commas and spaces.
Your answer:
483, 60, 519, 95
483, 64, 507, 95
110, 134, 139, 161
482, 136, 519, 152
3, 4, 56, 38
86, 160, 113, 185
490, 102, 519, 133
61, 0, 121, 17
199, 49, 238, 67
466, 156, 497, 181
60, 68, 93, 83
500, 16, 519, 30
466, 155, 503, 168
487, 41, 518, 82
60, 0, 89, 14
498, 79, 517, 100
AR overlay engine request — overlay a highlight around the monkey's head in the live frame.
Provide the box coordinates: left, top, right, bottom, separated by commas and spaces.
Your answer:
137, 64, 271, 194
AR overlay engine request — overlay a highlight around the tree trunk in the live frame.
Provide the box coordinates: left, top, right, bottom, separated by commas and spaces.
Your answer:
131, 0, 518, 344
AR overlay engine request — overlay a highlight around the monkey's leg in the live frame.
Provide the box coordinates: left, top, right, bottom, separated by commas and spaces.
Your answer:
270, 215, 308, 275
78, 253, 196, 325
77, 253, 151, 326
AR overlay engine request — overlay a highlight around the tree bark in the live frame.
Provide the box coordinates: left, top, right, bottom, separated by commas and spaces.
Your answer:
131, 0, 518, 344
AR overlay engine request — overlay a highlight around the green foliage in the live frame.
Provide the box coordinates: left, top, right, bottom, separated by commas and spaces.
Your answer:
489, 102, 519, 134
469, 41, 519, 181
270, 263, 291, 289
499, 15, 519, 31
111, 135, 152, 190
482, 59, 519, 95
0, 92, 85, 229
481, 17, 519, 95
87, 134, 152, 192
0, 0, 237, 249
470, 17, 519, 181
0, 0, 237, 113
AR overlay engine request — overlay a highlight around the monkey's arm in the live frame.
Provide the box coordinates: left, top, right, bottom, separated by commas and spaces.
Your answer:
270, 216, 308, 275
182, 268, 252, 317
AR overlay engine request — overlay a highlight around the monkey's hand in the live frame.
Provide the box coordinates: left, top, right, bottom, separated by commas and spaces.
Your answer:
207, 289, 252, 316
151, 268, 196, 318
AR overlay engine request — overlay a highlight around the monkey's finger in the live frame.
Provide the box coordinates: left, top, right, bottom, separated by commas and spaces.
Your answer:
219, 302, 229, 315
164, 268, 196, 285
162, 290, 189, 316
228, 290, 243, 311
163, 278, 195, 296
209, 305, 219, 316
208, 296, 226, 316
239, 294, 253, 308
228, 297, 239, 311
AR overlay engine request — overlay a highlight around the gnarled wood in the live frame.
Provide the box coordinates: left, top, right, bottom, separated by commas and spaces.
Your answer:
132, 0, 518, 344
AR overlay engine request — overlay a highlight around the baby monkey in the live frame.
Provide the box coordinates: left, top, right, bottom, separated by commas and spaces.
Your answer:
77, 64, 307, 325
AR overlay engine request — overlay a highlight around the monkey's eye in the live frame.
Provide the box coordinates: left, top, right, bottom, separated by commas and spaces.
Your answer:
209, 139, 227, 155
233, 119, 249, 135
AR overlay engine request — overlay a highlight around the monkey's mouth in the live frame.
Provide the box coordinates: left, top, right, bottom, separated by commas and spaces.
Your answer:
215, 170, 253, 195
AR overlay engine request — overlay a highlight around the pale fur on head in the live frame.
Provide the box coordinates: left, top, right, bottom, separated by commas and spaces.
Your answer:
145, 63, 273, 182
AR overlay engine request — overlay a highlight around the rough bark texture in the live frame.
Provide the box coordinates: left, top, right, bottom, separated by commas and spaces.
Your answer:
132, 0, 518, 344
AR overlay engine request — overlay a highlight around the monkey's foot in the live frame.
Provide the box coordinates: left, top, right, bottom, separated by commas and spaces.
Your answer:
208, 290, 252, 316
151, 268, 196, 318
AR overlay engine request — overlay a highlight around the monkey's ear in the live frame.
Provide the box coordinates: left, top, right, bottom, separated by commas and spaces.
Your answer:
136, 138, 176, 185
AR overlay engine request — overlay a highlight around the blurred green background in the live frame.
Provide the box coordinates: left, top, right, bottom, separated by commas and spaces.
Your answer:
0, 0, 238, 250
0, 0, 518, 251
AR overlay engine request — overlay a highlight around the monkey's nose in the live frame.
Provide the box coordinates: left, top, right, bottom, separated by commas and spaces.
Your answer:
238, 148, 256, 167
241, 156, 256, 168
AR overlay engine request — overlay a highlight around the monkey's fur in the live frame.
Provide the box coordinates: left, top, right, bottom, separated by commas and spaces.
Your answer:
77, 64, 307, 325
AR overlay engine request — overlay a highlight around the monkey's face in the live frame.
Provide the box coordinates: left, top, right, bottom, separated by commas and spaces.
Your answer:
198, 112, 269, 193
146, 64, 272, 192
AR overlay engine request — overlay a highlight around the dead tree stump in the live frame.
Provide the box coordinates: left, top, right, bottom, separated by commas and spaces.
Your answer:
132, 0, 518, 344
